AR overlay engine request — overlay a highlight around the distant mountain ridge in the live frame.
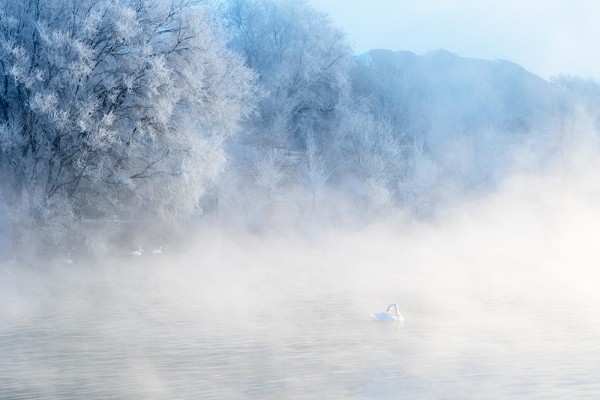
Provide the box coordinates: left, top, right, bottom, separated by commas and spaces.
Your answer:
359, 48, 550, 87
351, 49, 560, 139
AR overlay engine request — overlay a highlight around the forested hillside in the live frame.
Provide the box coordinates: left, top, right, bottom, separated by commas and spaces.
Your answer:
1, 0, 599, 254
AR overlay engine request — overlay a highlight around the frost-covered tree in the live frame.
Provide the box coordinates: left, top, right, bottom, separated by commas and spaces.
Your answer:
299, 131, 329, 209
0, 0, 258, 248
332, 108, 407, 213
223, 0, 352, 149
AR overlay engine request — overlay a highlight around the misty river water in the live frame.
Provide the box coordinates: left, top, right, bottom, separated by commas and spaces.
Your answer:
2, 222, 600, 399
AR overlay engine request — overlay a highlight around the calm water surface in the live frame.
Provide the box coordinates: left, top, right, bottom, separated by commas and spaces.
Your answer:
1, 235, 600, 399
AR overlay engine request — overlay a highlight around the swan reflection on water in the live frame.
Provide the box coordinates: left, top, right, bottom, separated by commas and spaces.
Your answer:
371, 303, 404, 323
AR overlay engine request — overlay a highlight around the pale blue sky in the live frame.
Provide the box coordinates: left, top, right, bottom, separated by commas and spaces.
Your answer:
308, 0, 600, 80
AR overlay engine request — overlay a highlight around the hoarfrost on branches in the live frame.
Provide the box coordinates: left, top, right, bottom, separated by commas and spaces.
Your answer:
0, 0, 258, 249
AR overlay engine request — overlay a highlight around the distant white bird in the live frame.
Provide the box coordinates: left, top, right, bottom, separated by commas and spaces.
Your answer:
371, 304, 404, 322
64, 252, 75, 265
130, 246, 143, 257
151, 246, 162, 256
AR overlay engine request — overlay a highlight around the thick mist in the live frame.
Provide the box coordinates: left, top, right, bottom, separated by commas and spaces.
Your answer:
3, 151, 600, 398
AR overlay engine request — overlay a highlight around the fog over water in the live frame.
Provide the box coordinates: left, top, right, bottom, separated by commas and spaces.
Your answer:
2, 0, 600, 398
3, 165, 600, 399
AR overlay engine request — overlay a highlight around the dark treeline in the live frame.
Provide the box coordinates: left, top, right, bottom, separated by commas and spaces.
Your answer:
0, 0, 599, 256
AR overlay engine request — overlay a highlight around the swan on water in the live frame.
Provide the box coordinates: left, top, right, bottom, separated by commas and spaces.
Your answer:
130, 246, 143, 257
371, 303, 404, 322
64, 252, 74, 264
151, 246, 162, 255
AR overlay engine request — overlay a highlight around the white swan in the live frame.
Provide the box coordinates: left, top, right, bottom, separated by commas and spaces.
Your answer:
64, 252, 75, 265
130, 246, 143, 257
371, 303, 404, 322
151, 246, 162, 255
